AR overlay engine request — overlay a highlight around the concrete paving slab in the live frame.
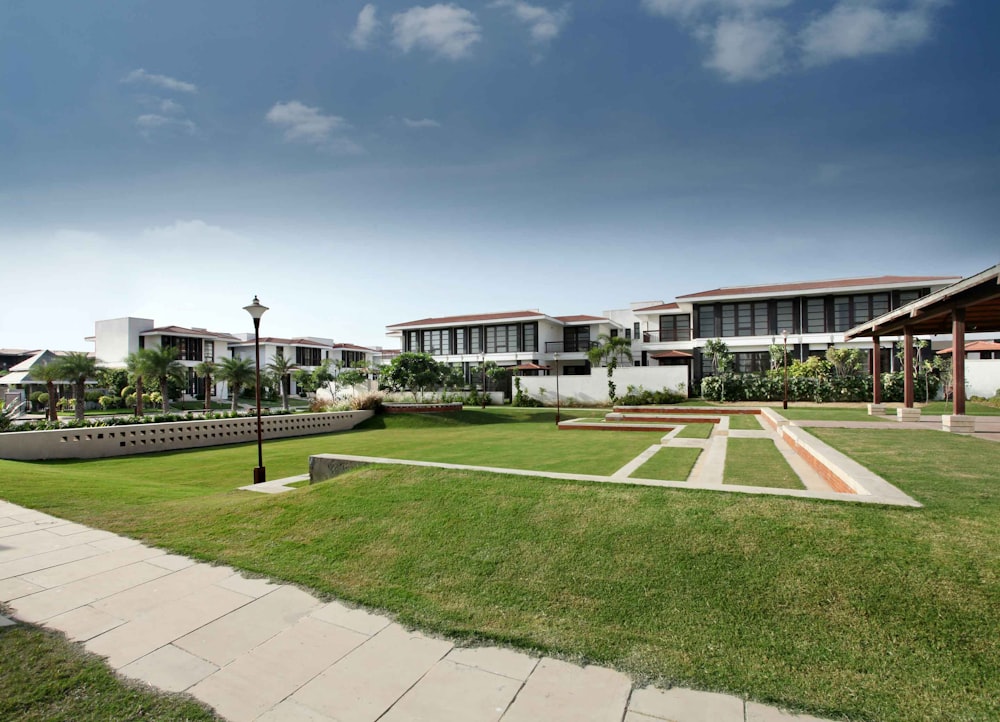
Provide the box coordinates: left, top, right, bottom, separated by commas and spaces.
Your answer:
0, 516, 21, 528
745, 702, 832, 722
446, 645, 538, 681
309, 600, 392, 636
500, 657, 631, 722
380, 658, 522, 722
0, 529, 79, 561
290, 623, 453, 722
46, 604, 126, 641
119, 643, 220, 693
146, 553, 198, 571
629, 686, 744, 722
89, 535, 143, 552
213, 571, 278, 598
47, 521, 97, 536
20, 544, 165, 588
0, 543, 104, 582
0, 576, 44, 601
0, 614, 15, 627
11, 560, 172, 623
624, 712, 666, 722
174, 584, 322, 666
257, 699, 336, 722
84, 585, 253, 668
189, 616, 368, 722
93, 563, 236, 620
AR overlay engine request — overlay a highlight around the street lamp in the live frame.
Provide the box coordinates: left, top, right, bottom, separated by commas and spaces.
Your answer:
781, 329, 789, 411
554, 351, 561, 425
243, 295, 268, 484
480, 352, 487, 409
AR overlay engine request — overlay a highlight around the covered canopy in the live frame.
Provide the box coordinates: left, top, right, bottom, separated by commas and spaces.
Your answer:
512, 362, 551, 371
649, 350, 693, 359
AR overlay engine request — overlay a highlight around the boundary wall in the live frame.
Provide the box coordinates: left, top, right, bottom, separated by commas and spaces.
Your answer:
519, 367, 688, 406
0, 411, 372, 461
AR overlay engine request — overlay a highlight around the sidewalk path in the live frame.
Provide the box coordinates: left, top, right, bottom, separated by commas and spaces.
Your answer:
0, 500, 836, 722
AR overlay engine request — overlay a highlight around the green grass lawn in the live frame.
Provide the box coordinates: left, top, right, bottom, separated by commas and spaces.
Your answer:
1, 413, 998, 721
631, 447, 701, 481
726, 414, 763, 430
0, 606, 219, 721
674, 423, 714, 439
923, 400, 1000, 416
723, 438, 803, 489
778, 407, 887, 422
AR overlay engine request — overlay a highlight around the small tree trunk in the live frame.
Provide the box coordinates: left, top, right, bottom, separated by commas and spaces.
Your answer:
74, 381, 85, 422
231, 385, 240, 412
47, 380, 58, 422
161, 378, 170, 414
136, 376, 145, 416
204, 375, 212, 411
281, 375, 289, 411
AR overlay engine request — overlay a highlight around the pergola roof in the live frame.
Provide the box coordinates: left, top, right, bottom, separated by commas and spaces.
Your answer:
845, 264, 1000, 338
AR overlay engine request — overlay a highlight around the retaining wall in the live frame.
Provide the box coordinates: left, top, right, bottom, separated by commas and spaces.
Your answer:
0, 411, 373, 461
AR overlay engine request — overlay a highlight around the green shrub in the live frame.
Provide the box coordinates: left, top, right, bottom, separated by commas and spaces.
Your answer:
350, 392, 385, 412
619, 385, 687, 406
84, 390, 102, 403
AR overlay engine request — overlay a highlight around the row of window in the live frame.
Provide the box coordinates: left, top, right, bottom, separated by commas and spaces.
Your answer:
403, 323, 540, 355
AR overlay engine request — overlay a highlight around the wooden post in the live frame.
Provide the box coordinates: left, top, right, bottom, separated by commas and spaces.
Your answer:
903, 326, 915, 408
952, 309, 966, 416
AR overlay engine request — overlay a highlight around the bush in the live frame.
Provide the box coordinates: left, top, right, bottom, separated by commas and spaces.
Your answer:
98, 395, 118, 410
121, 385, 135, 399
350, 392, 385, 412
702, 373, 874, 403
84, 390, 102, 403
618, 385, 687, 406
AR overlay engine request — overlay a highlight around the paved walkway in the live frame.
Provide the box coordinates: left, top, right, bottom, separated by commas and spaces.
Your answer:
0, 499, 832, 722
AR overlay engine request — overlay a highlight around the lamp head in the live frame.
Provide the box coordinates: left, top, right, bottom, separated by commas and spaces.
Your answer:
243, 296, 269, 321
781, 329, 788, 340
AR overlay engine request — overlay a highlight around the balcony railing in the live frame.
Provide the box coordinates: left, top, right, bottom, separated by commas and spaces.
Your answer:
640, 331, 691, 343
544, 341, 600, 353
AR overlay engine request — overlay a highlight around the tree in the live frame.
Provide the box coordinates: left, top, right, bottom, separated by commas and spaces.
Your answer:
143, 346, 187, 414
32, 361, 63, 422
703, 339, 733, 375
125, 349, 153, 417
380, 352, 444, 401
312, 359, 338, 400
217, 356, 256, 412
587, 333, 633, 403
336, 365, 370, 398
825, 347, 865, 378
95, 367, 130, 398
55, 352, 99, 422
266, 354, 297, 411
194, 360, 216, 411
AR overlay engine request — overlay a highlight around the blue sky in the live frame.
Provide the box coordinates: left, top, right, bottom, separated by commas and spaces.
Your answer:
2, 0, 997, 351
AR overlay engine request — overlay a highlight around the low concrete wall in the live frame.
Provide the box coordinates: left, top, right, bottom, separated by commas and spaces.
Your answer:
519, 367, 688, 406
966, 359, 1000, 399
0, 411, 373, 461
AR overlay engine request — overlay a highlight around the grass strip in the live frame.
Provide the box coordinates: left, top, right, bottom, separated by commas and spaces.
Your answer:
630, 447, 701, 481
674, 423, 713, 439
724, 438, 802, 489
0, 610, 219, 721
727, 414, 763, 430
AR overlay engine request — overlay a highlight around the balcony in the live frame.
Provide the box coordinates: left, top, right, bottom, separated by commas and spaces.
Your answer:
544, 341, 599, 353
640, 331, 691, 344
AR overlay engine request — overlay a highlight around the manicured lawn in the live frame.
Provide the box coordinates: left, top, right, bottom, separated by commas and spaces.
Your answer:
675, 423, 713, 439
0, 607, 219, 721
726, 414, 763, 430
923, 400, 1000, 416
631, 447, 701, 481
778, 407, 887, 422
724, 438, 802, 489
1, 413, 998, 721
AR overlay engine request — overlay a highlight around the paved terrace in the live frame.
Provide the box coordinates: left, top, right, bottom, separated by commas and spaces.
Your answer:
0, 500, 832, 722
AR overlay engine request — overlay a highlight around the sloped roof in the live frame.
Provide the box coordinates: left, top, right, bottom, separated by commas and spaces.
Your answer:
650, 350, 694, 359
677, 275, 960, 301
142, 326, 240, 342
333, 343, 376, 352
634, 302, 680, 313
388, 310, 547, 329
231, 337, 332, 348
553, 315, 609, 324
936, 341, 1000, 355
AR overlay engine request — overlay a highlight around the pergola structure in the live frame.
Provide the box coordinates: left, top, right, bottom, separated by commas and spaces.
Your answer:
845, 263, 1000, 420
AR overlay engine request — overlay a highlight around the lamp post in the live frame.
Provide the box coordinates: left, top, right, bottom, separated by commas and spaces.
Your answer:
243, 295, 268, 484
781, 329, 789, 411
554, 351, 561, 425
480, 352, 487, 409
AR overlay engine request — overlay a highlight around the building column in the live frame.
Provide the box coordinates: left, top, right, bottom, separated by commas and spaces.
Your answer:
872, 336, 882, 404
952, 308, 966, 416
903, 325, 915, 408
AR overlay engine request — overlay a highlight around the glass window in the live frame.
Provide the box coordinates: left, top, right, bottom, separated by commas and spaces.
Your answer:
659, 315, 691, 342
522, 323, 537, 352
852, 295, 870, 326
624, 328, 631, 340
469, 327, 482, 353
455, 328, 466, 354
295, 347, 323, 366
697, 305, 716, 338
806, 298, 826, 333
775, 301, 794, 335
737, 304, 753, 336
634, 322, 641, 339
721, 305, 736, 337
753, 303, 768, 335
872, 293, 890, 319
204, 340, 215, 362
833, 297, 851, 332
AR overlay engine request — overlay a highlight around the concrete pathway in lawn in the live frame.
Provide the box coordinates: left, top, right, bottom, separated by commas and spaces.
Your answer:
0, 499, 835, 722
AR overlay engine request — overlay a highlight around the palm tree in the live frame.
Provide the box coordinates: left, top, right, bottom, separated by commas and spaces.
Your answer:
194, 360, 216, 411
126, 349, 153, 417
587, 333, 633, 404
217, 356, 256, 412
55, 352, 99, 421
266, 354, 297, 411
143, 346, 187, 414
32, 361, 63, 422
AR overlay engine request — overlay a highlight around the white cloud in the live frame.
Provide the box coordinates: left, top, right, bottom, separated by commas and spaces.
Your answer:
801, 1, 941, 67
121, 68, 197, 93
135, 114, 198, 137
704, 15, 787, 81
403, 117, 442, 128
492, 0, 569, 44
350, 4, 380, 49
391, 4, 481, 60
641, 0, 791, 21
265, 101, 348, 143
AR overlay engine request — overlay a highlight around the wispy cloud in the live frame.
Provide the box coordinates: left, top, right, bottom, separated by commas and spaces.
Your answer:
801, 1, 943, 67
642, 0, 945, 82
135, 114, 198, 138
265, 101, 363, 154
403, 117, 442, 128
350, 4, 380, 49
121, 68, 197, 93
391, 4, 481, 60
491, 0, 569, 44
704, 15, 787, 82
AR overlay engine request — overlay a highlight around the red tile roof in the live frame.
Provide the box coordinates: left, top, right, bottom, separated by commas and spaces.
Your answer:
676, 275, 960, 301
650, 350, 694, 359
232, 337, 331, 347
553, 315, 608, 324
936, 341, 1000, 355
634, 302, 679, 312
388, 311, 546, 328
333, 343, 375, 352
